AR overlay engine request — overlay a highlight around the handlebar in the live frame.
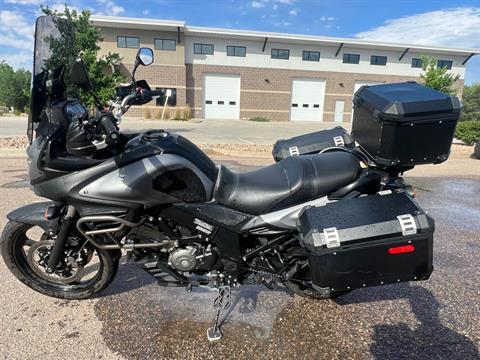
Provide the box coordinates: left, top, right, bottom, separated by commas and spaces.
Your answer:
98, 114, 119, 145
111, 87, 166, 124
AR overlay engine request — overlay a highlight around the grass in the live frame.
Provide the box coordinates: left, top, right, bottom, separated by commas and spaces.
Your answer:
248, 116, 270, 122
143, 106, 193, 121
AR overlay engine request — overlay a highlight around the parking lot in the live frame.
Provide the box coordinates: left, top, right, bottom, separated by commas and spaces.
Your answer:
0, 116, 352, 144
0, 152, 479, 359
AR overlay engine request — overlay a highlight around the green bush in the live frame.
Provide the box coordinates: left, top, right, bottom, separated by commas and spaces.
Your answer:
249, 116, 270, 122
455, 120, 480, 145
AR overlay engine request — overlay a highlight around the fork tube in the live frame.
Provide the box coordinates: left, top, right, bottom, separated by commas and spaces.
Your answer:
47, 205, 76, 271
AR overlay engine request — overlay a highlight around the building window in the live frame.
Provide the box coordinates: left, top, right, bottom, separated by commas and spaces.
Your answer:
437, 60, 453, 69
194, 43, 214, 55
156, 88, 177, 106
370, 55, 387, 66
271, 48, 290, 60
411, 58, 423, 68
343, 53, 360, 64
117, 36, 139, 49
302, 51, 320, 62
154, 39, 176, 51
227, 45, 246, 57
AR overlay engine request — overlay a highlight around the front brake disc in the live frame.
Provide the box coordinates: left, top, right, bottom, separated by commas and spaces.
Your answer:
27, 240, 86, 284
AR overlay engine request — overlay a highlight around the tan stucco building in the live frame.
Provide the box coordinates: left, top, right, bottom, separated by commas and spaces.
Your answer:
92, 15, 478, 122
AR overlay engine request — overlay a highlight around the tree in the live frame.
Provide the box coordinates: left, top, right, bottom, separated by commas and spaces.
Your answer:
460, 83, 480, 121
0, 61, 31, 113
41, 5, 125, 109
420, 56, 460, 96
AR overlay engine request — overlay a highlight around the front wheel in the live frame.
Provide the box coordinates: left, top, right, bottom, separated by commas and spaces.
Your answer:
1, 221, 120, 300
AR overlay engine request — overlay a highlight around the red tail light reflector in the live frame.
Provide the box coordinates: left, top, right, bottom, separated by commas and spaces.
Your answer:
388, 244, 415, 255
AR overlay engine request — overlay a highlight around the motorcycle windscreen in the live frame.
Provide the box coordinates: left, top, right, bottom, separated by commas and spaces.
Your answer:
28, 16, 60, 143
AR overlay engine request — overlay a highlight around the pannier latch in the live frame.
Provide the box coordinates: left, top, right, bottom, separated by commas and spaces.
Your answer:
397, 214, 417, 236
333, 136, 344, 147
289, 146, 300, 156
323, 227, 340, 248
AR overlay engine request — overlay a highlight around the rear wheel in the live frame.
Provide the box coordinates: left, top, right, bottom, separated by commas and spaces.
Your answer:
1, 221, 120, 300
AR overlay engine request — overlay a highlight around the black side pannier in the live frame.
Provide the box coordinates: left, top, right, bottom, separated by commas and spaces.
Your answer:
272, 126, 353, 162
352, 82, 461, 168
297, 191, 434, 294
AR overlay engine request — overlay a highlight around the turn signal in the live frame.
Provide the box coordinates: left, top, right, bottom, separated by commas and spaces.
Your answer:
388, 244, 415, 255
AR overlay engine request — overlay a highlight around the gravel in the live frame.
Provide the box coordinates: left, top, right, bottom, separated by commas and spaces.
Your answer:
0, 136, 474, 158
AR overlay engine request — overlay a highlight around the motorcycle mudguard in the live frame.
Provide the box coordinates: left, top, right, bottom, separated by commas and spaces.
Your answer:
6, 202, 61, 233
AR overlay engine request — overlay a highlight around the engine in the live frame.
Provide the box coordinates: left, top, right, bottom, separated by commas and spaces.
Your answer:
129, 222, 220, 274
168, 244, 217, 272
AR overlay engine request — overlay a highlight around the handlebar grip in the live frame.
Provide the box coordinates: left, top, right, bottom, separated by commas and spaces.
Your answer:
98, 114, 119, 145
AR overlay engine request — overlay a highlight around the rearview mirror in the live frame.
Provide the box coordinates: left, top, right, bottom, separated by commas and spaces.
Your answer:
137, 47, 154, 66
71, 57, 92, 91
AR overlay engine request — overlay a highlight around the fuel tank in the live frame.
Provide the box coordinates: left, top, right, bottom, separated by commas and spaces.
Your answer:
32, 130, 218, 207
79, 152, 215, 206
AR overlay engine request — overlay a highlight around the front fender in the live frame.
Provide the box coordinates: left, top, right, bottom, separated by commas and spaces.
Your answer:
7, 202, 61, 234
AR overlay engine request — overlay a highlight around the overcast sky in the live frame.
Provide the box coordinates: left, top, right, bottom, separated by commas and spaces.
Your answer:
1, 0, 479, 84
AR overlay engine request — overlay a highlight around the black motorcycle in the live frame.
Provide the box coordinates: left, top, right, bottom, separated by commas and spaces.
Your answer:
2, 18, 462, 342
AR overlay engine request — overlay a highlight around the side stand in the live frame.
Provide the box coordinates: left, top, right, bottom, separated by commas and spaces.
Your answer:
207, 285, 231, 342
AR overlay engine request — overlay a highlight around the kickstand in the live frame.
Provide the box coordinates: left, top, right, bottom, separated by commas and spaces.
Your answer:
207, 285, 231, 342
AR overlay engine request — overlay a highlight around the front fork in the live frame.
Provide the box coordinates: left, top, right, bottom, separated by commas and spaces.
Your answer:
46, 205, 76, 272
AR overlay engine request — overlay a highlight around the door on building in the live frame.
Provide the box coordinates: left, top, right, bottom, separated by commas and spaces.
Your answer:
352, 81, 384, 120
334, 100, 345, 122
204, 74, 241, 120
290, 78, 326, 122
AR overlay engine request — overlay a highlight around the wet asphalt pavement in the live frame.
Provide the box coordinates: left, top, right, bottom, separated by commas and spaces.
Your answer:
0, 157, 479, 360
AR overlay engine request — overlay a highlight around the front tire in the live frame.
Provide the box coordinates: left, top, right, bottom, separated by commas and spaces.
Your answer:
1, 221, 120, 300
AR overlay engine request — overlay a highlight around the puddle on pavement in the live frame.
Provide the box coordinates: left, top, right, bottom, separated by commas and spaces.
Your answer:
94, 263, 480, 359
408, 177, 480, 231
93, 177, 480, 358
94, 263, 299, 358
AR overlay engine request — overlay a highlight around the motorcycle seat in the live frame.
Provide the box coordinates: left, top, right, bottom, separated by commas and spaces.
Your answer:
213, 152, 361, 215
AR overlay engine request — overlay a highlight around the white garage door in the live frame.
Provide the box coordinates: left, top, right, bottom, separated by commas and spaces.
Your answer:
204, 74, 240, 120
352, 81, 384, 120
354, 81, 384, 95
290, 78, 326, 122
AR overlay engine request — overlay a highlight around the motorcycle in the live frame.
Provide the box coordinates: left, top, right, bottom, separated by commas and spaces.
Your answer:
1, 16, 460, 342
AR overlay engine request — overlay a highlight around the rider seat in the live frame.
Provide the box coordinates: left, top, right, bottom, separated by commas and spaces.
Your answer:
213, 152, 361, 215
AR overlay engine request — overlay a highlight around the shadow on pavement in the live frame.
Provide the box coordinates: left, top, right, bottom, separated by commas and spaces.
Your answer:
337, 283, 479, 359
220, 285, 291, 327
97, 262, 156, 297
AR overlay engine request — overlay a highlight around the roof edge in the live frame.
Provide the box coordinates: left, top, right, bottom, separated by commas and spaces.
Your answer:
90, 15, 480, 55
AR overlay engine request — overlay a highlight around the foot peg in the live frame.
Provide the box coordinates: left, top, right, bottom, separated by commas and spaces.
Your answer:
207, 285, 231, 342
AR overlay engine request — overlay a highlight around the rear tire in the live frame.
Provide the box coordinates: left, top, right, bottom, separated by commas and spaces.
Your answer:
1, 221, 121, 300
474, 141, 480, 159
